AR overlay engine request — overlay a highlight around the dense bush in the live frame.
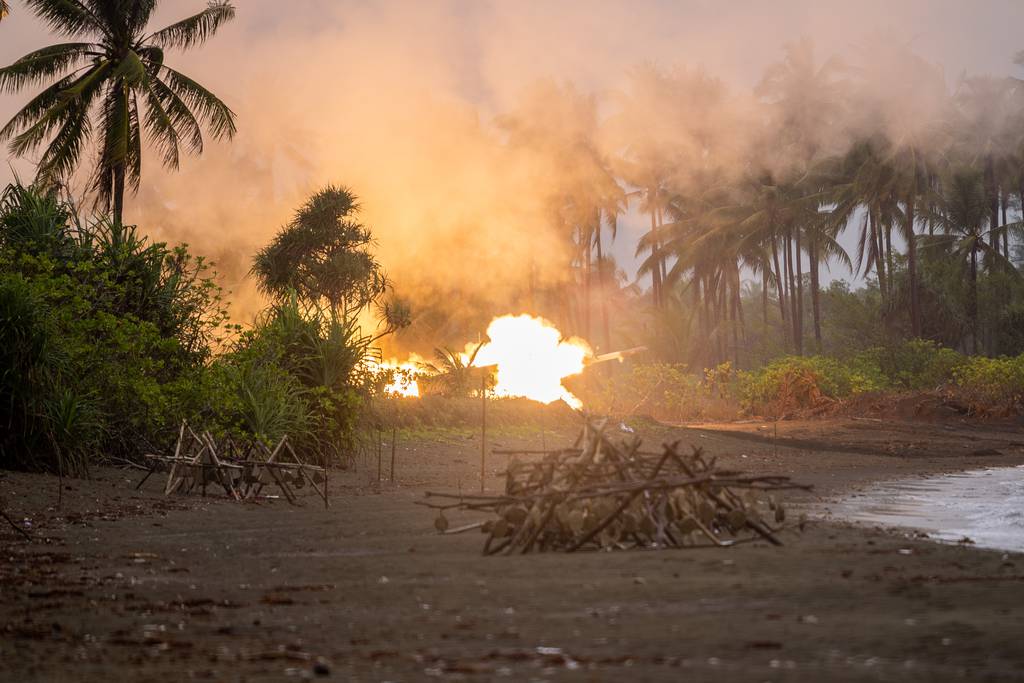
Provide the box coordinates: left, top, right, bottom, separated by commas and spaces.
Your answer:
582, 340, 1024, 420
952, 355, 1024, 415
0, 273, 100, 474
0, 184, 227, 471
738, 355, 886, 416
577, 361, 739, 422
857, 339, 965, 391
213, 297, 370, 464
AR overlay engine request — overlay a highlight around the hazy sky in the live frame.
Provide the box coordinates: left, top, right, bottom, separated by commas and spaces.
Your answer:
2, 0, 1023, 323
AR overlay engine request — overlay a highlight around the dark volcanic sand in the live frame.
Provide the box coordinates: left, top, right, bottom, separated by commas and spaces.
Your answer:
2, 417, 1024, 682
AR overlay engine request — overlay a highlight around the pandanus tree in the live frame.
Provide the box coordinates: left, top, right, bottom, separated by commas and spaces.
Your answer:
253, 187, 385, 317
0, 0, 237, 224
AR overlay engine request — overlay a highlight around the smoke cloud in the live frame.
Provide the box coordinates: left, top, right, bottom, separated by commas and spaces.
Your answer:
1, 0, 1022, 351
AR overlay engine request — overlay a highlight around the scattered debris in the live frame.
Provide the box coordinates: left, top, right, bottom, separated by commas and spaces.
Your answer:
419, 417, 810, 554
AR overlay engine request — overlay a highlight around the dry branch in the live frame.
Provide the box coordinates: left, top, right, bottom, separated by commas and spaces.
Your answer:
420, 417, 809, 554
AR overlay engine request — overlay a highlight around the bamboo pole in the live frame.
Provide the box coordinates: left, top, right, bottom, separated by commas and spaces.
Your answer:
390, 425, 397, 483
480, 374, 487, 493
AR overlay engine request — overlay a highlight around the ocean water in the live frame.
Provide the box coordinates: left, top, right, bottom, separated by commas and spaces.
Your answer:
828, 466, 1024, 553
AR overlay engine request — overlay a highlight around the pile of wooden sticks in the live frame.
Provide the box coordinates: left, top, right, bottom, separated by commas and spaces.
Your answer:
420, 418, 808, 554
139, 422, 329, 508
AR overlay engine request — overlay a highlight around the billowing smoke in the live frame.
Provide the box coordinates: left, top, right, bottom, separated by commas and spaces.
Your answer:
1, 1, 1021, 351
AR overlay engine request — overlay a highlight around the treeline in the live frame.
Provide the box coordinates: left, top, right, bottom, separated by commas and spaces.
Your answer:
504, 39, 1024, 368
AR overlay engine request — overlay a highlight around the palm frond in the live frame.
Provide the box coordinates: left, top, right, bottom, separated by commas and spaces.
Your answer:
7, 62, 108, 156
159, 65, 236, 139
24, 0, 104, 36
0, 43, 96, 93
35, 100, 92, 187
148, 1, 235, 50
146, 76, 203, 155
141, 75, 182, 169
0, 73, 77, 142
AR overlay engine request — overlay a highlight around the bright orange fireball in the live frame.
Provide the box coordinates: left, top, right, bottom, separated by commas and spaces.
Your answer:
472, 314, 591, 409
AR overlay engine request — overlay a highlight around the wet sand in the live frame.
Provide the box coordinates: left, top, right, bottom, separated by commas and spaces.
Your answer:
2, 417, 1023, 682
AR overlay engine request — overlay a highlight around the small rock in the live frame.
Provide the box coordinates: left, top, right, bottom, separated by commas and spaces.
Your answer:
312, 657, 331, 676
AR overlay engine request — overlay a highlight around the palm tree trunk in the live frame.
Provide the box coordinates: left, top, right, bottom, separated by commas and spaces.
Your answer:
790, 228, 803, 355
884, 222, 894, 290
1002, 194, 1009, 262
731, 277, 740, 367
761, 267, 769, 327
969, 245, 979, 355
870, 209, 888, 298
648, 205, 662, 307
771, 232, 788, 346
595, 209, 612, 353
718, 276, 728, 363
906, 194, 921, 337
785, 230, 796, 352
693, 273, 703, 340
585, 224, 593, 342
985, 156, 998, 255
656, 205, 668, 304
810, 232, 822, 349
734, 266, 745, 363
113, 163, 126, 225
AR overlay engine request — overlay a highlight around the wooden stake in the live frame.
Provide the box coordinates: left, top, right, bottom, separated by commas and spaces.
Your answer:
377, 427, 383, 483
390, 425, 397, 483
480, 373, 487, 493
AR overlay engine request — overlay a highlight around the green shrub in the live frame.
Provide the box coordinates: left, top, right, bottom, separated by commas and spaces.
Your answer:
0, 184, 228, 470
857, 339, 965, 390
217, 296, 375, 466
0, 273, 101, 474
739, 355, 887, 416
952, 355, 1024, 414
573, 362, 740, 422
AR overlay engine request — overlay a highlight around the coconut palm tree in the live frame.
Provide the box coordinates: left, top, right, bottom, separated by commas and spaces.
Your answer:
955, 75, 1019, 260
920, 169, 1020, 353
757, 37, 846, 352
0, 0, 237, 224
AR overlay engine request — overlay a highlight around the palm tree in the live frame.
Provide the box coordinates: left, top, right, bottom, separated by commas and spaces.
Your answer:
757, 37, 846, 352
920, 169, 1019, 353
826, 138, 903, 304
955, 76, 1018, 260
0, 1, 9, 21
609, 65, 731, 311
0, 0, 237, 224
498, 81, 622, 338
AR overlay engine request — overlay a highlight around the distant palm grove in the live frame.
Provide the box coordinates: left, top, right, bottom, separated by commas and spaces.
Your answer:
491, 40, 1024, 371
